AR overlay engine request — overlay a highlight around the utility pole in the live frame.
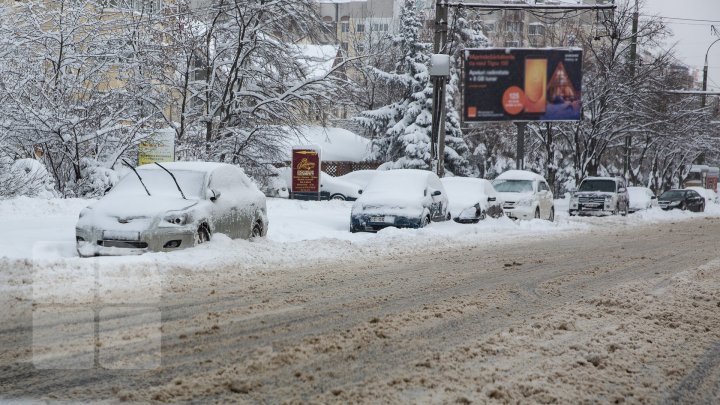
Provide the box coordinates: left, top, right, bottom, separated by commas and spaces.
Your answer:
702, 33, 720, 108
515, 122, 526, 170
431, 0, 449, 177
624, 0, 639, 180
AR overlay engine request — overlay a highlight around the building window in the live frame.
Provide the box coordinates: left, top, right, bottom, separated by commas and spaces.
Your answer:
504, 40, 520, 47
485, 21, 496, 33
341, 42, 349, 52
356, 24, 365, 32
506, 21, 524, 34
341, 22, 349, 33
529, 24, 545, 36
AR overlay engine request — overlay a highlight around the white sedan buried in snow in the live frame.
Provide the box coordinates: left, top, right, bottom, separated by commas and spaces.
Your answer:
75, 162, 268, 257
627, 186, 658, 213
441, 177, 504, 223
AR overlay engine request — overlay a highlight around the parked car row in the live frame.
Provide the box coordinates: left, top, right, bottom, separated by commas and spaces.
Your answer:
76, 162, 714, 256
350, 169, 555, 232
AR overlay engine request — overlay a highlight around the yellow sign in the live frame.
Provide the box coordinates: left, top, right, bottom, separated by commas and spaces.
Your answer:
138, 129, 175, 166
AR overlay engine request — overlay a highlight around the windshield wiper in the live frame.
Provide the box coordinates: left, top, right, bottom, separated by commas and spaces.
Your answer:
122, 159, 151, 196
154, 162, 187, 200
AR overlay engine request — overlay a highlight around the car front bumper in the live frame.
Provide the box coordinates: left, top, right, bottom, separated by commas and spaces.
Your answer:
503, 204, 535, 220
76, 227, 196, 257
350, 214, 422, 232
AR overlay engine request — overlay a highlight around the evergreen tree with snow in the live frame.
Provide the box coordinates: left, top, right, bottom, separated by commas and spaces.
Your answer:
445, 6, 489, 177
355, 0, 474, 174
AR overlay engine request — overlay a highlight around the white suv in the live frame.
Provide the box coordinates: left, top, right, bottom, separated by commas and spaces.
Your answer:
492, 170, 555, 221
569, 176, 629, 216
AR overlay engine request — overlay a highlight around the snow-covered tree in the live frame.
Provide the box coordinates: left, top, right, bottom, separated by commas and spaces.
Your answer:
355, 0, 474, 174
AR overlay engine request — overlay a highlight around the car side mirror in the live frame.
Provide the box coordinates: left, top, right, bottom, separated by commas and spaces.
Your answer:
209, 189, 221, 202
488, 196, 496, 202
432, 190, 442, 196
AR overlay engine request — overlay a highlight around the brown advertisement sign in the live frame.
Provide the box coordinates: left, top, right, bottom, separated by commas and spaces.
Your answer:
291, 146, 321, 196
464, 48, 583, 122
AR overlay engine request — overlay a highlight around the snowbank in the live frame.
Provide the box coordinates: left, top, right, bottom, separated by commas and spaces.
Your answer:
1, 196, 718, 301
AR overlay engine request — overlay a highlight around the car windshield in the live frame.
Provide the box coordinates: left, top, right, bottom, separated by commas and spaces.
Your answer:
579, 180, 616, 192
660, 190, 686, 199
113, 169, 206, 199
492, 179, 533, 193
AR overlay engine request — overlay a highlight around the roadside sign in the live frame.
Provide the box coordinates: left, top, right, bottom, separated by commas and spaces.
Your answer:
464, 48, 583, 122
291, 146, 321, 200
138, 129, 175, 165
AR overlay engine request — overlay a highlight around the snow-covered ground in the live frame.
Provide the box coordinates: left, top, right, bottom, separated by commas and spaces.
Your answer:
1, 196, 718, 302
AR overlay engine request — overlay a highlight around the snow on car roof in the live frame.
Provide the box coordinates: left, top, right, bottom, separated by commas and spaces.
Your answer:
495, 170, 545, 182
362, 169, 432, 195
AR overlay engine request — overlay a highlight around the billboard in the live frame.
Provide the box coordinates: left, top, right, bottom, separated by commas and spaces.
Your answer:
464, 48, 583, 122
138, 129, 175, 165
291, 146, 321, 199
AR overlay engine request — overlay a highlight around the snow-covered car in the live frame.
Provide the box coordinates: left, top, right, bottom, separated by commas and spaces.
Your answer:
350, 169, 450, 232
75, 162, 268, 257
627, 186, 658, 213
657, 189, 705, 212
257, 166, 290, 198
686, 186, 719, 205
441, 177, 503, 223
336, 169, 378, 191
568, 176, 629, 216
492, 170, 554, 221
278, 167, 362, 200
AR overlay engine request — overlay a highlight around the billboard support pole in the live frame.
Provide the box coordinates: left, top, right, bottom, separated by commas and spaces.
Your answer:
516, 122, 526, 170
431, 0, 448, 177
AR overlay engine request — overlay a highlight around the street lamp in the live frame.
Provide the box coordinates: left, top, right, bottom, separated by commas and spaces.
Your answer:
702, 38, 720, 107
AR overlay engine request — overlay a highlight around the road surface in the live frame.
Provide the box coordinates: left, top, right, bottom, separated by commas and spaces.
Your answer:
1, 218, 719, 403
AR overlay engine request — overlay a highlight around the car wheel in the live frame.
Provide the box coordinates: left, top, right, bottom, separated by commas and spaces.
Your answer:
330, 194, 346, 201
700, 203, 705, 212
612, 204, 619, 215
446, 212, 451, 221
420, 215, 430, 228
680, 202, 687, 211
621, 203, 628, 217
195, 225, 210, 245
548, 207, 555, 222
534, 207, 540, 219
479, 210, 487, 221
569, 210, 577, 217
251, 221, 264, 238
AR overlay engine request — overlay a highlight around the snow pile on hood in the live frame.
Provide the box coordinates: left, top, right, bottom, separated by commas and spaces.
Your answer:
353, 169, 431, 213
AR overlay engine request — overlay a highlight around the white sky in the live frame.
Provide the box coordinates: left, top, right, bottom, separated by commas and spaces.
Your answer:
642, 0, 720, 90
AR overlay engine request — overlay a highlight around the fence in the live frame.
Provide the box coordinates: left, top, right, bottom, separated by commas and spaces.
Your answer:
277, 161, 382, 177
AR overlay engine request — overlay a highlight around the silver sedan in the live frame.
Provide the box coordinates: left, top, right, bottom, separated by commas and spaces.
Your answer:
75, 162, 268, 257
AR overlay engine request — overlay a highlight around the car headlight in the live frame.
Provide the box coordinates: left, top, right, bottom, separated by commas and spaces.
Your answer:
669, 200, 681, 206
163, 213, 189, 225
604, 195, 612, 200
79, 207, 91, 218
517, 198, 533, 206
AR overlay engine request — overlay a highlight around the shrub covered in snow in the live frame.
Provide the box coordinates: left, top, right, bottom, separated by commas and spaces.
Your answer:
72, 158, 119, 198
0, 158, 58, 199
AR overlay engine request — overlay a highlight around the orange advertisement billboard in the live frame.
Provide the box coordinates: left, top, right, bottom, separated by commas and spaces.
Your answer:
464, 48, 583, 122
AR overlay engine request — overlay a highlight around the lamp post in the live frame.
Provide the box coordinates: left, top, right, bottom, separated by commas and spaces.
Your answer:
702, 38, 720, 108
